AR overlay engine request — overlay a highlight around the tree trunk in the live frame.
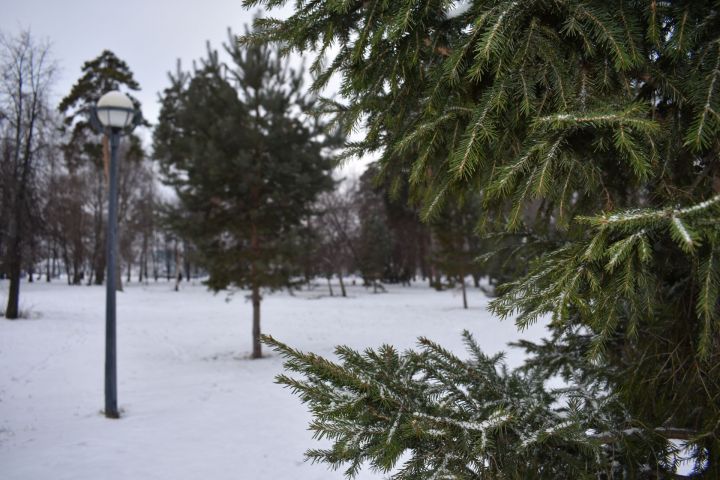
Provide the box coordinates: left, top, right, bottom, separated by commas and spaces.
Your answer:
152, 240, 158, 282
251, 282, 262, 359
165, 241, 171, 281
61, 245, 72, 285
116, 260, 123, 292
138, 251, 144, 283
93, 169, 106, 286
173, 239, 181, 292
4, 236, 22, 319
141, 252, 146, 283
338, 272, 347, 297
51, 245, 58, 279
250, 217, 262, 359
5, 204, 23, 319
93, 244, 106, 285
183, 240, 191, 282
5, 263, 21, 319
327, 276, 334, 296
28, 240, 36, 283
139, 232, 147, 283
143, 254, 149, 284
70, 231, 83, 285
461, 275, 468, 309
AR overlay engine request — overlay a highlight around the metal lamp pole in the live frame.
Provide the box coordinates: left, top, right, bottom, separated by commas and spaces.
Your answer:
92, 91, 140, 419
104, 128, 121, 418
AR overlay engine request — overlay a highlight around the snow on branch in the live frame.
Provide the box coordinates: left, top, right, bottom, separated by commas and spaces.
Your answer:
589, 427, 698, 443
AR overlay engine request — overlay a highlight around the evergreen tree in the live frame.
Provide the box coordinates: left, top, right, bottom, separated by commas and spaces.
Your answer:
58, 50, 145, 285
245, 0, 720, 476
355, 165, 394, 290
154, 28, 335, 358
381, 172, 431, 285
356, 163, 432, 287
431, 193, 484, 307
59, 50, 143, 150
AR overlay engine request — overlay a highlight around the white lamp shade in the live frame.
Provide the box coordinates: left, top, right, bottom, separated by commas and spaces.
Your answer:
96, 91, 135, 128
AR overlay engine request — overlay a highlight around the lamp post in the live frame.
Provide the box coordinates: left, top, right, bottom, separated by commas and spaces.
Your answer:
92, 91, 139, 419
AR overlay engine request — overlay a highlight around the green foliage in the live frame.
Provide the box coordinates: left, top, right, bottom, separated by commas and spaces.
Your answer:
266, 332, 679, 479
492, 195, 720, 354
154, 27, 335, 293
59, 50, 141, 118
430, 192, 484, 290
244, 0, 720, 476
354, 163, 430, 285
59, 50, 145, 168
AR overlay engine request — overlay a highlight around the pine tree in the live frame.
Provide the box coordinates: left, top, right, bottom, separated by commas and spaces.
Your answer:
154, 28, 335, 358
355, 165, 395, 290
355, 163, 432, 287
59, 50, 145, 285
244, 0, 720, 476
59, 50, 143, 145
431, 193, 484, 307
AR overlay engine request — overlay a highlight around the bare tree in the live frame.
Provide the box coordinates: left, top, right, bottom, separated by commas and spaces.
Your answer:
0, 30, 56, 319
313, 182, 361, 297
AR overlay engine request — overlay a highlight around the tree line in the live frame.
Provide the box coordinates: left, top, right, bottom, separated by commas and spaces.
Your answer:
0, 35, 180, 320
0, 28, 504, 342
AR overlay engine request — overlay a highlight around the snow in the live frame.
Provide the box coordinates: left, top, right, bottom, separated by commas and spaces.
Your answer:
677, 193, 720, 215
446, 1, 471, 20
0, 279, 547, 480
672, 216, 693, 246
413, 411, 509, 433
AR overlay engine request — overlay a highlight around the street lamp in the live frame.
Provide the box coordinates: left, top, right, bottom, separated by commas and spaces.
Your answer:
92, 90, 140, 419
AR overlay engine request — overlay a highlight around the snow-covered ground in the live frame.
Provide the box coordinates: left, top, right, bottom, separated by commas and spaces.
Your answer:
0, 279, 547, 480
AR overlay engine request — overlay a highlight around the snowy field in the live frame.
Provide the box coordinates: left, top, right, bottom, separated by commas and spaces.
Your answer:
0, 279, 548, 480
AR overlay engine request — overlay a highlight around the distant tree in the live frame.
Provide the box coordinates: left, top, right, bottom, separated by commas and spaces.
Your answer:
0, 30, 56, 319
355, 163, 431, 287
115, 136, 153, 288
312, 185, 360, 297
155, 28, 335, 358
355, 166, 393, 291
40, 128, 65, 282
58, 50, 145, 286
430, 194, 484, 308
45, 169, 88, 284
131, 158, 158, 284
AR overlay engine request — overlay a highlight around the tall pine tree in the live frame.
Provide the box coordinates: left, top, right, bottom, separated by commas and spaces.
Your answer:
244, 0, 720, 476
154, 28, 335, 358
59, 50, 145, 285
